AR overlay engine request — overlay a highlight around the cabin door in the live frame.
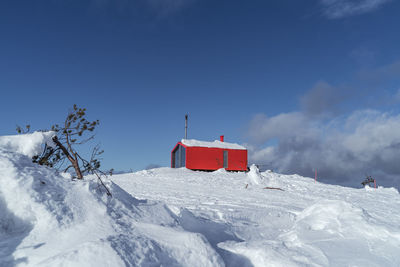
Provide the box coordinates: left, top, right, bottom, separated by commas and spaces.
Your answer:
223, 150, 228, 169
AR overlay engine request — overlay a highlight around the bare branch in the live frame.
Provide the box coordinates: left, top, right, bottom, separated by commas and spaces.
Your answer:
29, 104, 111, 195
93, 170, 112, 197
64, 165, 74, 173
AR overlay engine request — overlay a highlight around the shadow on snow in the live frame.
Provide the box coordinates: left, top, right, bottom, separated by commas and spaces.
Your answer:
178, 209, 253, 267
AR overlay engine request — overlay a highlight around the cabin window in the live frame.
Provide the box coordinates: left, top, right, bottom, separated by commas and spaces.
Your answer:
223, 150, 228, 168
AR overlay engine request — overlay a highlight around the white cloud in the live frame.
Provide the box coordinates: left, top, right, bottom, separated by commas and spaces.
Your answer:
248, 108, 400, 188
248, 112, 313, 144
247, 60, 400, 188
320, 0, 392, 19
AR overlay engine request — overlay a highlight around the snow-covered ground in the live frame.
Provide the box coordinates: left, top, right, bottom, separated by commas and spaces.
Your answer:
1, 132, 400, 266
114, 166, 400, 266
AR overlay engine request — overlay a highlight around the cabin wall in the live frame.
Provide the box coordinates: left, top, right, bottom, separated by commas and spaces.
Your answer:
186, 147, 223, 170
226, 149, 248, 171
171, 144, 186, 168
186, 147, 247, 171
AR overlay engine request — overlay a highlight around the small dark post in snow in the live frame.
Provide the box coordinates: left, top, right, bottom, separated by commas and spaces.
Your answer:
185, 114, 188, 140
315, 169, 317, 182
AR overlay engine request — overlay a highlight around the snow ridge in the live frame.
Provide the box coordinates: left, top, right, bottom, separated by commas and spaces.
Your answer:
0, 134, 222, 266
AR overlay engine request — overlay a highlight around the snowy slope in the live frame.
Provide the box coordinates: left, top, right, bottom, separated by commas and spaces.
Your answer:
0, 133, 222, 267
1, 133, 400, 266
113, 166, 400, 267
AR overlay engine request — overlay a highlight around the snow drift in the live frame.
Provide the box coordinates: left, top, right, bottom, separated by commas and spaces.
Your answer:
1, 132, 400, 266
0, 133, 222, 266
114, 168, 400, 267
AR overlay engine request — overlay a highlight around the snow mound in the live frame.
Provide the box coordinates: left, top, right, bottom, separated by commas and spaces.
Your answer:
214, 168, 229, 174
0, 131, 55, 158
0, 135, 223, 266
246, 164, 264, 185
218, 199, 400, 266
279, 199, 400, 266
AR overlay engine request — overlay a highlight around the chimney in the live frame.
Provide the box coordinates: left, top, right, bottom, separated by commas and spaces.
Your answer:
220, 135, 224, 142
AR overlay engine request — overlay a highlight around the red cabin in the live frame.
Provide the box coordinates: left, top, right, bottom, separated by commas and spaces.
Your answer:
171, 136, 247, 171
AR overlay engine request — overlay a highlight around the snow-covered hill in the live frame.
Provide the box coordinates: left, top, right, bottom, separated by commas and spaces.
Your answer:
1, 133, 400, 266
113, 166, 400, 266
0, 133, 222, 266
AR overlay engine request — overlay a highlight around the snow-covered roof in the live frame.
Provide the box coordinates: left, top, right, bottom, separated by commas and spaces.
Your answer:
180, 139, 247, 150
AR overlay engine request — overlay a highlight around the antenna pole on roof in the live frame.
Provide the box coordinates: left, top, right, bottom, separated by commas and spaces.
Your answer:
185, 114, 188, 139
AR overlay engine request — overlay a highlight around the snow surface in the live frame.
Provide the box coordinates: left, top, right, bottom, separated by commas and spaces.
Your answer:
2, 133, 400, 266
114, 168, 400, 267
0, 134, 222, 267
0, 132, 55, 158
180, 139, 246, 150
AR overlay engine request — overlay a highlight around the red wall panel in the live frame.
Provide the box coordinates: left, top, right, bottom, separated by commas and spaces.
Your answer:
186, 147, 223, 170
226, 149, 248, 171
185, 146, 247, 171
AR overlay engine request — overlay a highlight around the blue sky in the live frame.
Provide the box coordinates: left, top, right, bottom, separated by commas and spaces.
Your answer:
1, 0, 400, 187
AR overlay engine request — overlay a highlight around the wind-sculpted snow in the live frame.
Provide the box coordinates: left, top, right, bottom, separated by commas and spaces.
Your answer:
114, 167, 400, 267
0, 132, 55, 158
0, 134, 223, 267
279, 200, 400, 266
2, 133, 400, 266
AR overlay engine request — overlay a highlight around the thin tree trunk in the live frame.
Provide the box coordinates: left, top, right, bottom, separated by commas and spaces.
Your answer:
52, 136, 84, 179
